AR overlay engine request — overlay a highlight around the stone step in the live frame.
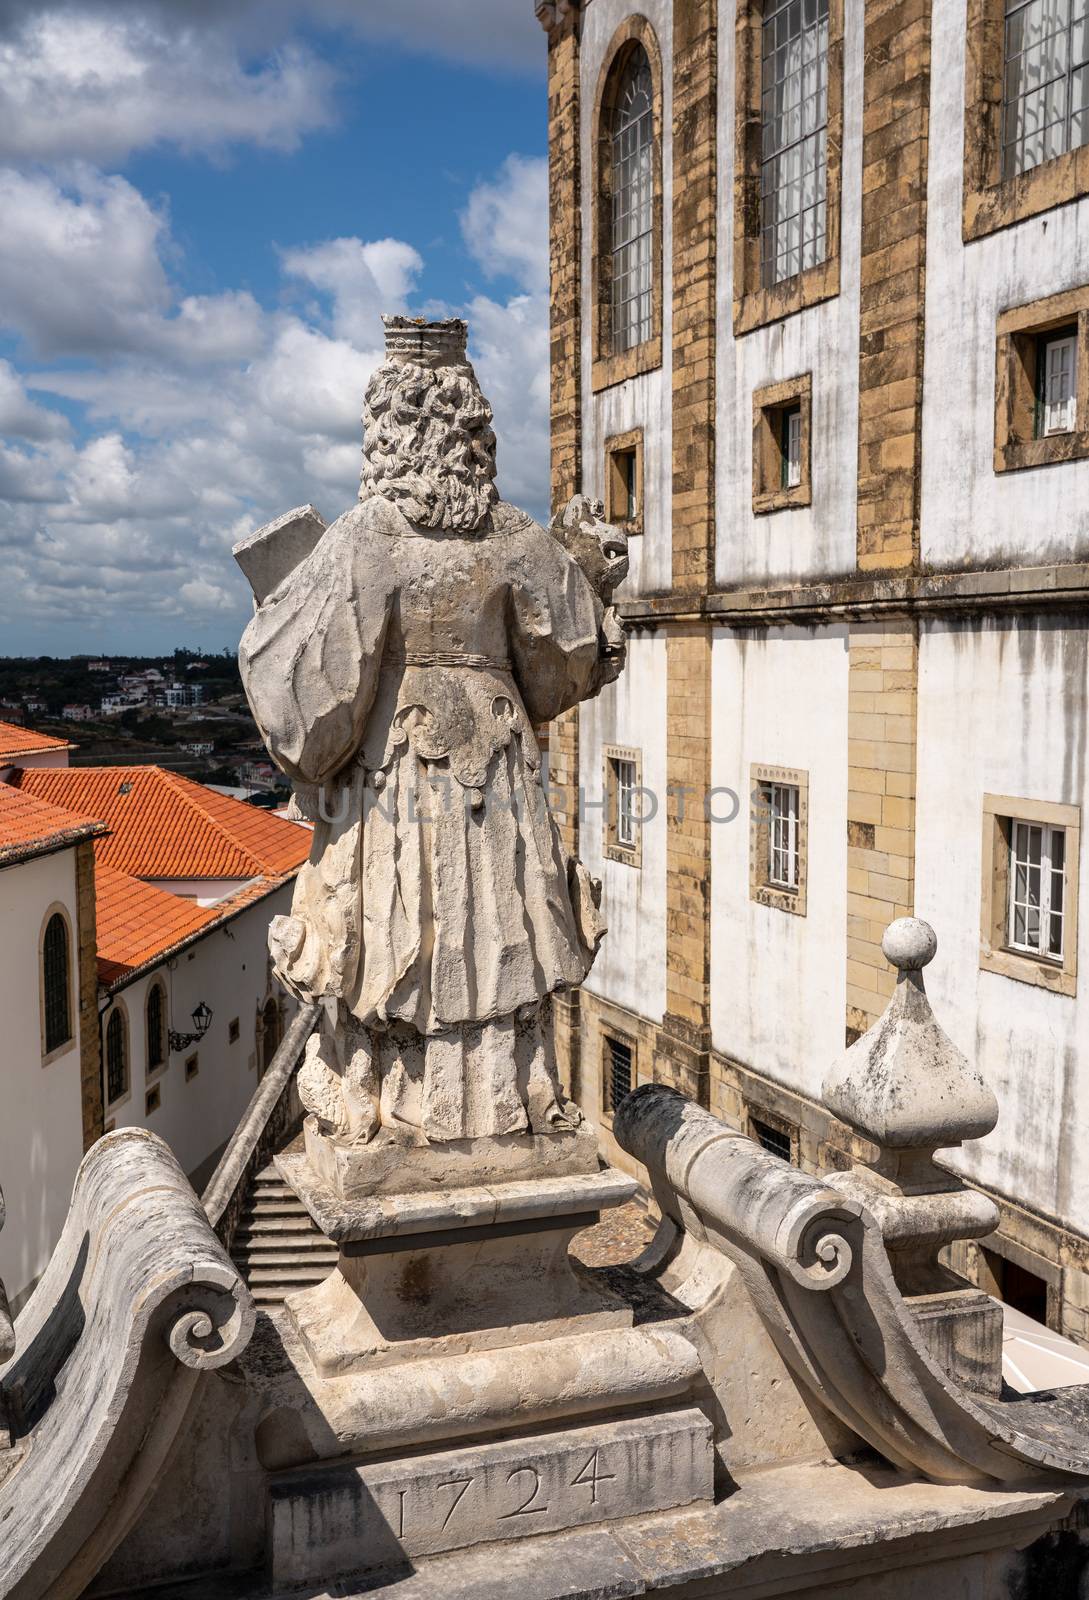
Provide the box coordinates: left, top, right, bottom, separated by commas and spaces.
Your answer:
235, 1249, 337, 1271
238, 1201, 313, 1221
236, 1214, 327, 1236
246, 1263, 333, 1286
235, 1229, 335, 1252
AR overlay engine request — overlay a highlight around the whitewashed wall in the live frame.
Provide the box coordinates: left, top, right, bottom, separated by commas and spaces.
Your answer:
709, 624, 850, 1101
0, 848, 85, 1307
104, 881, 295, 1185
921, 1, 1089, 569
580, 629, 669, 1022
580, 0, 674, 595
713, 0, 864, 586
916, 615, 1089, 1234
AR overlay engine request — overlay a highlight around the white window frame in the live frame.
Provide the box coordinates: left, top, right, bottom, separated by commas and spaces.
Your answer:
604, 745, 643, 867
981, 793, 1080, 997
751, 763, 808, 916
784, 407, 803, 487
1040, 331, 1078, 435
615, 757, 638, 848
1008, 817, 1066, 962
768, 782, 801, 889
610, 50, 655, 356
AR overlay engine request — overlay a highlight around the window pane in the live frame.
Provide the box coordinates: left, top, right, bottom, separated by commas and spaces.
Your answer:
760, 0, 829, 287
610, 48, 655, 356
1004, 0, 1089, 175
43, 913, 71, 1054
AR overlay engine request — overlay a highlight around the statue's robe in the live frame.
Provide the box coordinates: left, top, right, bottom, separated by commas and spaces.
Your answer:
239, 495, 614, 1139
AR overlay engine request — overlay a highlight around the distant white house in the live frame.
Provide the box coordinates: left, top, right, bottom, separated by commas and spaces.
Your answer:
61, 705, 94, 723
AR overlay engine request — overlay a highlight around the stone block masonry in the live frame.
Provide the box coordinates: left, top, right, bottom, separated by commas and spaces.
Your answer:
660, 0, 717, 1105
856, 0, 932, 575
846, 619, 918, 1037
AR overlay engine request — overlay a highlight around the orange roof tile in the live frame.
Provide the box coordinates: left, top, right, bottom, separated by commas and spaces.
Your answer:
95, 864, 217, 986
0, 783, 105, 867
0, 720, 72, 763
95, 867, 294, 988
13, 766, 310, 881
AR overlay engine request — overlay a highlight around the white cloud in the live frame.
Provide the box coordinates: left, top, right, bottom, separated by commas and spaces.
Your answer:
0, 148, 549, 644
0, 360, 69, 441
461, 154, 549, 295
0, 11, 337, 164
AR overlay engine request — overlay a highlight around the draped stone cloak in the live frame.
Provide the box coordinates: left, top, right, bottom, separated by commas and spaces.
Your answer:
238, 495, 612, 1134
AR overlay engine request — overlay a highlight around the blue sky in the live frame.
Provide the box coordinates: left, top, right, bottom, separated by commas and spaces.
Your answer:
0, 2, 549, 655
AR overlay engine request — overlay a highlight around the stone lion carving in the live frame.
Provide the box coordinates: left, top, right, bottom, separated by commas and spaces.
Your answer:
238, 317, 627, 1146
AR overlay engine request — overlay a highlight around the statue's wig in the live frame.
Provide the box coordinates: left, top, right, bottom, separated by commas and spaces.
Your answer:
360, 356, 499, 533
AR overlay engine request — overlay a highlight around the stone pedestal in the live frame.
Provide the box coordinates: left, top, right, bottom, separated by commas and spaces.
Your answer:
266, 1116, 713, 1585
277, 1121, 637, 1378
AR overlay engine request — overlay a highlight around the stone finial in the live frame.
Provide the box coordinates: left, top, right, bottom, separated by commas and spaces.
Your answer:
823, 917, 997, 1171
536, 0, 578, 31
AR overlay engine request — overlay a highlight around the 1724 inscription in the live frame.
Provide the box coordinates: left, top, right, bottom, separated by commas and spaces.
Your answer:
270, 1408, 713, 1589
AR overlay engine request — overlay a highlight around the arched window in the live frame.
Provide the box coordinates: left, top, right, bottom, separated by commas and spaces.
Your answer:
592, 22, 662, 387
609, 45, 655, 356
106, 1008, 128, 1106
260, 997, 282, 1077
146, 981, 166, 1073
42, 911, 71, 1056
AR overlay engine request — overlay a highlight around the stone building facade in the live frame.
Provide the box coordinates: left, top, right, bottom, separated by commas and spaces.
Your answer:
540, 0, 1089, 1345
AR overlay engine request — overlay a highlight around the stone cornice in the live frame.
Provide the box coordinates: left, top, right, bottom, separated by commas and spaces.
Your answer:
616, 561, 1089, 627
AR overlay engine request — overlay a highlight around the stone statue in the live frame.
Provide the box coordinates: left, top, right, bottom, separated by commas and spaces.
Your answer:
238, 318, 627, 1147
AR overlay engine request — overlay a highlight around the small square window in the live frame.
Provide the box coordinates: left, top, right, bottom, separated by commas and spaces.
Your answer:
750, 1114, 795, 1163
604, 429, 644, 533
185, 1052, 199, 1081
995, 291, 1089, 472
750, 764, 809, 916
602, 1033, 634, 1117
145, 1085, 160, 1116
228, 1017, 240, 1044
981, 794, 1080, 995
752, 375, 812, 512
603, 745, 643, 867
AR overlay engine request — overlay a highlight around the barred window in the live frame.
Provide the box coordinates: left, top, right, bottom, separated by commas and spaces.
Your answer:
760, 0, 830, 288
610, 47, 655, 354
146, 982, 165, 1072
106, 1008, 128, 1106
1003, 0, 1089, 180
42, 912, 71, 1055
752, 1116, 793, 1161
604, 1034, 633, 1114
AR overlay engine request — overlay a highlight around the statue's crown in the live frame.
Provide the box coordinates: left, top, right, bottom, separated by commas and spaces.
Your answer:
382, 316, 469, 370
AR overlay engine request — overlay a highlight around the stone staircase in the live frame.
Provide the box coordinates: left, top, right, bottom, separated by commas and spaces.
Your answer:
232, 1163, 338, 1308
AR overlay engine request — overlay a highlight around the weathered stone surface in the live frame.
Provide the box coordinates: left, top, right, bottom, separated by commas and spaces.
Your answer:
294, 1113, 604, 1203
268, 1408, 713, 1588
278, 1141, 633, 1242
232, 504, 327, 606
0, 1129, 254, 1600
238, 316, 627, 1151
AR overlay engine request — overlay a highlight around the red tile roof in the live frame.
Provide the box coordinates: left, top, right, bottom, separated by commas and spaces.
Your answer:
12, 766, 310, 881
95, 864, 217, 986
95, 865, 294, 987
0, 783, 105, 867
0, 720, 72, 763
